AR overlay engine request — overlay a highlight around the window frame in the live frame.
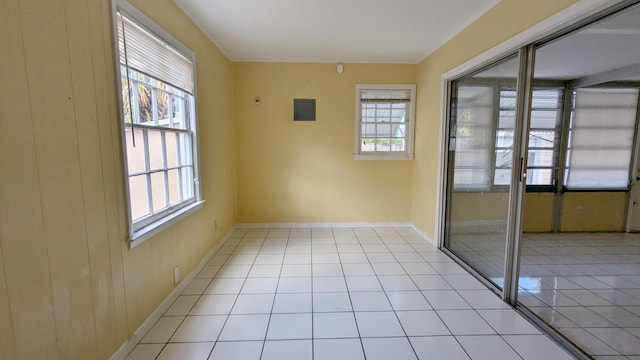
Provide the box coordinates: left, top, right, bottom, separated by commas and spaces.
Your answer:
525, 88, 565, 191
112, 0, 203, 247
494, 87, 565, 191
451, 81, 640, 193
452, 81, 564, 192
508, 86, 565, 191
354, 84, 416, 160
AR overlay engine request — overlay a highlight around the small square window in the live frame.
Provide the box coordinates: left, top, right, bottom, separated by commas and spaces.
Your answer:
354, 84, 416, 160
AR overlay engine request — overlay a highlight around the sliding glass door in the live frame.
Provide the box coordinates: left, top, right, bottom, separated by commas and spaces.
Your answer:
442, 3, 640, 358
443, 53, 526, 291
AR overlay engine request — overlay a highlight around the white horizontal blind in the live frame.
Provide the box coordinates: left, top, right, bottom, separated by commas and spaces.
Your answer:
361, 89, 411, 102
565, 88, 639, 189
116, 9, 194, 94
453, 86, 493, 189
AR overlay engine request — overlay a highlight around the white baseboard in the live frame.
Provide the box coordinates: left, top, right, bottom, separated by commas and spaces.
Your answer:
409, 224, 438, 247
110, 221, 437, 359
236, 221, 413, 229
109, 226, 237, 360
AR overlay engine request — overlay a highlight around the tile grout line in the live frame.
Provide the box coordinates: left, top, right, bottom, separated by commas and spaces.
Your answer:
310, 229, 320, 360
258, 228, 274, 359
129, 227, 628, 359
375, 227, 476, 360
148, 237, 236, 360
333, 227, 368, 360
357, 227, 420, 359
205, 229, 255, 360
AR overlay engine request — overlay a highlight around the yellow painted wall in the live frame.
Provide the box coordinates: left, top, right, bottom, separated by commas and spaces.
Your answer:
561, 192, 626, 231
450, 191, 627, 232
0, 0, 236, 358
448, 192, 555, 232
0, 0, 628, 358
521, 192, 627, 232
522, 193, 555, 232
410, 0, 580, 239
234, 63, 416, 223
450, 192, 509, 222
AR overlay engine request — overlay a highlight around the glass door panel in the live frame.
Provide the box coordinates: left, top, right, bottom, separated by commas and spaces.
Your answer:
444, 54, 521, 290
516, 5, 640, 358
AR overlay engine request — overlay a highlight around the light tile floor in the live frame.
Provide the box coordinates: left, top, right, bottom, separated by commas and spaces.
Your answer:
446, 229, 640, 359
519, 233, 640, 360
125, 227, 573, 360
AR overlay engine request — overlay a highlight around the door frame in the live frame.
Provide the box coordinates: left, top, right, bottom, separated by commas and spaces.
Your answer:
625, 95, 640, 231
436, 0, 624, 253
435, 1, 639, 359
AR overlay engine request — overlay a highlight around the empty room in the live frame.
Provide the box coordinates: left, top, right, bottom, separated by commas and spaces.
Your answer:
1, 0, 639, 359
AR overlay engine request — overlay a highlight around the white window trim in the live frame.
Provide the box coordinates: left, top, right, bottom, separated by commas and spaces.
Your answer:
354, 84, 416, 160
112, 0, 203, 246
129, 201, 204, 248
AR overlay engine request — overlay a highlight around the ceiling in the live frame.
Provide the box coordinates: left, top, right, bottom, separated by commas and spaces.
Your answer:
474, 4, 640, 83
172, 0, 499, 63
535, 3, 640, 81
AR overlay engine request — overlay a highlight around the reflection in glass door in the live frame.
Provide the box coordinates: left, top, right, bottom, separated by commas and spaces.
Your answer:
441, 3, 640, 358
444, 54, 523, 290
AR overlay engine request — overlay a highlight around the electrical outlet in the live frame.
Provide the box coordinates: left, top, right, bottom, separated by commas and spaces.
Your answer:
576, 205, 583, 214
173, 267, 180, 285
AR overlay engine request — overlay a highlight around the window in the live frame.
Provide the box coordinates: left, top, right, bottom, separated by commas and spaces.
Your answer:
453, 84, 640, 192
498, 88, 564, 188
564, 88, 639, 190
494, 88, 517, 186
355, 84, 416, 160
452, 85, 563, 190
526, 89, 564, 187
452, 86, 493, 190
114, 0, 202, 243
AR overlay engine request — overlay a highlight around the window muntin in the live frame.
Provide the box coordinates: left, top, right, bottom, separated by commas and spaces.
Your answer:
564, 88, 639, 190
115, 2, 201, 238
500, 89, 564, 187
494, 89, 517, 186
355, 84, 416, 159
453, 86, 564, 190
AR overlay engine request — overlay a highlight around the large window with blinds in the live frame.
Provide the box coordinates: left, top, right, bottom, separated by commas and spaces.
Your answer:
452, 84, 640, 192
354, 84, 416, 160
564, 88, 639, 190
452, 85, 564, 190
113, 0, 202, 242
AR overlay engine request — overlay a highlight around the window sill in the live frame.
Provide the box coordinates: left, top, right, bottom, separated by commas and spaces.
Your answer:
354, 154, 414, 161
129, 200, 205, 249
